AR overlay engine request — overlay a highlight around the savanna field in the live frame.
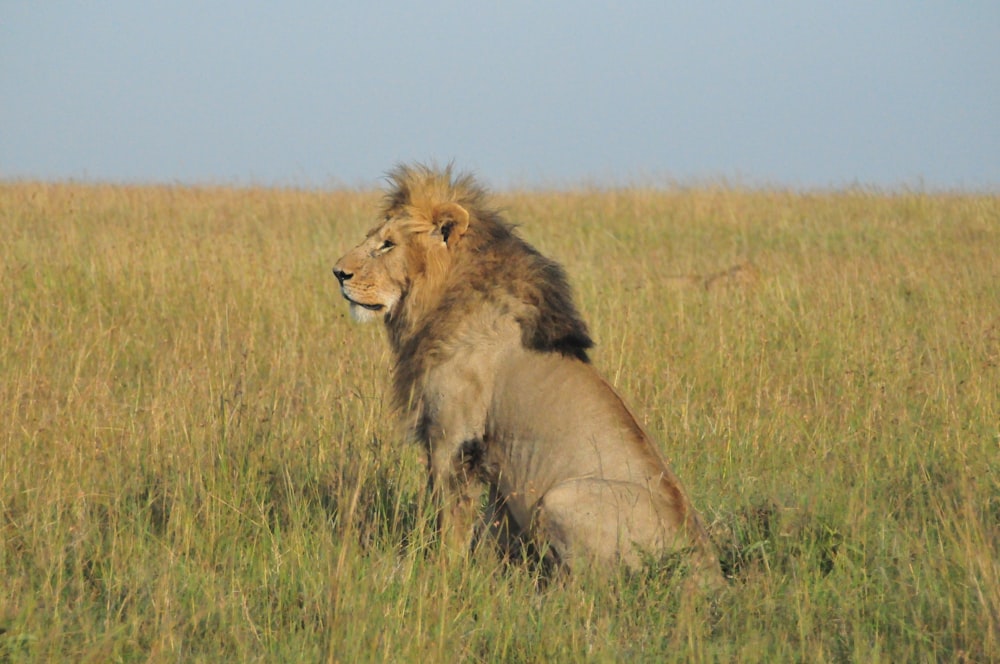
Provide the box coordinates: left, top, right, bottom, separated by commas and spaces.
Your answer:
1, 182, 998, 662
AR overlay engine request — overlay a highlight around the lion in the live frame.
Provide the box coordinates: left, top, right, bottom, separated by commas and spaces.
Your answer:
332, 164, 722, 584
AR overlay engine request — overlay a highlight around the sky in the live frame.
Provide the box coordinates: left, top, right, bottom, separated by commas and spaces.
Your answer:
2, 2, 998, 190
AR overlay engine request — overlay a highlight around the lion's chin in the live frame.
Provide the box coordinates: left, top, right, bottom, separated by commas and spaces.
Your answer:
348, 302, 385, 323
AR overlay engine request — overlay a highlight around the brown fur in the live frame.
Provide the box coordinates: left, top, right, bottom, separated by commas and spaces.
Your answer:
332, 164, 722, 583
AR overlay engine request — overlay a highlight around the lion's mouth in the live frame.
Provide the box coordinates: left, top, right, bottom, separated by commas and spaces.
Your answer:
344, 295, 385, 312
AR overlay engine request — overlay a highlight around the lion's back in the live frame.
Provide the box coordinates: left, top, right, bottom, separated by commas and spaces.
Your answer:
487, 349, 668, 489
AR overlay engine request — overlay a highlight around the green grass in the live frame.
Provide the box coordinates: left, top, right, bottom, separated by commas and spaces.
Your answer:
1, 182, 998, 661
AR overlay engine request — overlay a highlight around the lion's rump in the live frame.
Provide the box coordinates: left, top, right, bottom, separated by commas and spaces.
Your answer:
483, 348, 701, 567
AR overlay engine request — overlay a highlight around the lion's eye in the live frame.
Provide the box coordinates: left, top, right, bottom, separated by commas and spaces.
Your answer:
379, 239, 395, 253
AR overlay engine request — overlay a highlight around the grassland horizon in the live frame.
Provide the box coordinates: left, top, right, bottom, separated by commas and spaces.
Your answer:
1, 181, 998, 661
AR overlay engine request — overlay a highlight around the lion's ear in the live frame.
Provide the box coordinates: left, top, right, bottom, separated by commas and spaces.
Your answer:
432, 203, 470, 247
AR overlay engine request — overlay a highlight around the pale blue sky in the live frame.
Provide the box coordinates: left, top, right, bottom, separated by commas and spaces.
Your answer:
2, 2, 998, 189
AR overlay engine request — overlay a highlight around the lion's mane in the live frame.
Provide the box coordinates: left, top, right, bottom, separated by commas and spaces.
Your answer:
382, 164, 593, 411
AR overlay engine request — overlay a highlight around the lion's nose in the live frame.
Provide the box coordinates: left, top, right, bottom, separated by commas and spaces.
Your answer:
333, 267, 352, 284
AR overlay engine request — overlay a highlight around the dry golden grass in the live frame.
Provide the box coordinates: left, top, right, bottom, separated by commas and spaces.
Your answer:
1, 181, 998, 661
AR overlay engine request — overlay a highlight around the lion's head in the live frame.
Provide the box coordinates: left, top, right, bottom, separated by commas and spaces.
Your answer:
333, 164, 593, 371
332, 198, 468, 324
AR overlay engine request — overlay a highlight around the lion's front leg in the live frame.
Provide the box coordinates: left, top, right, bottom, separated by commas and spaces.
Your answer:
417, 361, 495, 560
428, 439, 485, 559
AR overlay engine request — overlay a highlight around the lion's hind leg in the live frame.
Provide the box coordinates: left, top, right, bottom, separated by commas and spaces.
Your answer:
531, 478, 700, 573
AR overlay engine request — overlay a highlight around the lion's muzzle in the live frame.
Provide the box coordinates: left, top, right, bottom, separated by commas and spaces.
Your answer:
332, 265, 388, 322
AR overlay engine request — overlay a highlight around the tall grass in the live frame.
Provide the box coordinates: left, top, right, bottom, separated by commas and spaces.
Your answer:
1, 182, 998, 661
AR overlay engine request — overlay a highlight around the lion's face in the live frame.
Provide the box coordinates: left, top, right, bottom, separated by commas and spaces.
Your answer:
332, 202, 470, 323
332, 219, 408, 322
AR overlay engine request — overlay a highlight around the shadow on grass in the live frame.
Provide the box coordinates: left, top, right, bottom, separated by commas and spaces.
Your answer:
708, 500, 844, 582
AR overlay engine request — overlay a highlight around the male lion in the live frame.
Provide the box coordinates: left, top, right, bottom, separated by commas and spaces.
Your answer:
332, 164, 722, 583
